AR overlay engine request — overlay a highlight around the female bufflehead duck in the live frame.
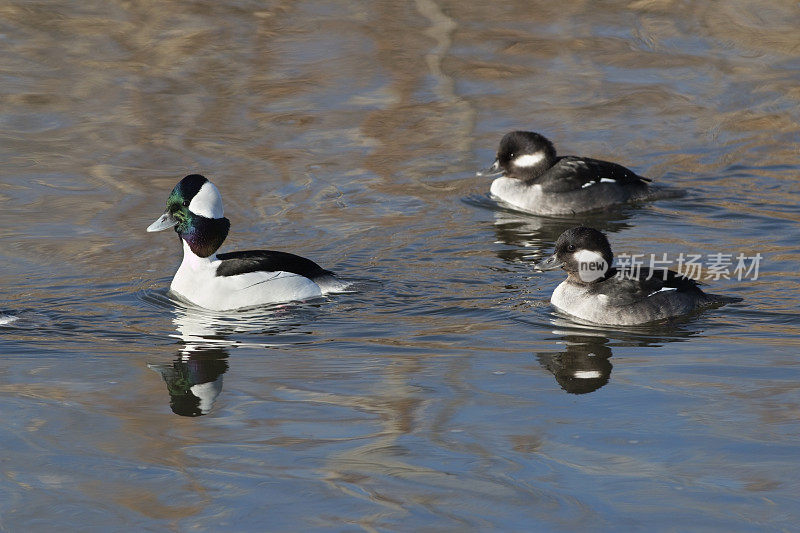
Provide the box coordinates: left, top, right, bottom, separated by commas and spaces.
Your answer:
480, 131, 652, 215
537, 227, 734, 326
147, 174, 342, 311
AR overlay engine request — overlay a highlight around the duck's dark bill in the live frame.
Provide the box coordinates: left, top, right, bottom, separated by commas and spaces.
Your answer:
535, 254, 564, 270
476, 160, 503, 177
147, 212, 178, 232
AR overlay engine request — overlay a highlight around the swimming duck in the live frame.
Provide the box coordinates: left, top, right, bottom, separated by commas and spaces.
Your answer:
480, 131, 652, 215
147, 174, 342, 311
536, 227, 735, 325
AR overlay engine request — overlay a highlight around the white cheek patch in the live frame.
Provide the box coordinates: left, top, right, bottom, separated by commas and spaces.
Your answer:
574, 249, 608, 282
581, 182, 594, 189
189, 181, 224, 219
574, 249, 605, 265
513, 152, 545, 168
573, 370, 603, 379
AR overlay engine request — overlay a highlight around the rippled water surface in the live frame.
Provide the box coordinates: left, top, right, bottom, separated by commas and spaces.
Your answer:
2, 1, 800, 530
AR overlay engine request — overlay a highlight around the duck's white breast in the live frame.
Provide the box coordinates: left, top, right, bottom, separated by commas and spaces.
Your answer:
490, 178, 543, 212
551, 281, 597, 319
170, 242, 322, 311
490, 178, 637, 215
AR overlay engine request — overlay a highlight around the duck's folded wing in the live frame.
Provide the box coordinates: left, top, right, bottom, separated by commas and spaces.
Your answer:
594, 267, 701, 305
215, 250, 333, 280
538, 156, 650, 193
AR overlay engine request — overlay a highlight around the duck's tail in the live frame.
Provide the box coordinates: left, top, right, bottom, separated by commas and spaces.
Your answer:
312, 272, 354, 294
702, 293, 743, 307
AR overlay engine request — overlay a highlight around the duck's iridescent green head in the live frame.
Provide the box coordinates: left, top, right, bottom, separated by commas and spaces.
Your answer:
147, 174, 230, 258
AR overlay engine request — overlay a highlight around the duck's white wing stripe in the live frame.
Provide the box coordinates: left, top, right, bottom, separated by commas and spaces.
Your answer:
647, 287, 678, 297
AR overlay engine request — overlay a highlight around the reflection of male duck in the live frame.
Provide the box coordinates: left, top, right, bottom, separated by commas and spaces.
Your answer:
149, 309, 232, 417
149, 347, 228, 417
536, 334, 613, 394
148, 303, 311, 417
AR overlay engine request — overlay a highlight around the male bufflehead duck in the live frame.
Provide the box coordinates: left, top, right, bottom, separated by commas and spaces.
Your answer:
147, 174, 342, 311
537, 227, 734, 326
480, 131, 652, 215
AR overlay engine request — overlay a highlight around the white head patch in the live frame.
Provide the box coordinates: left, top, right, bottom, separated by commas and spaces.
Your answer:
513, 152, 546, 168
574, 249, 608, 282
190, 381, 223, 414
189, 181, 224, 219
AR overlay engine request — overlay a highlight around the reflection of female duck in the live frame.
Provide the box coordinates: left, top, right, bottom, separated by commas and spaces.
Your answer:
536, 317, 700, 394
490, 209, 633, 265
536, 335, 613, 394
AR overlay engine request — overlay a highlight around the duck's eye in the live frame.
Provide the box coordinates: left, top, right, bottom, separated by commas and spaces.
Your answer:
567, 244, 576, 252
183, 200, 190, 207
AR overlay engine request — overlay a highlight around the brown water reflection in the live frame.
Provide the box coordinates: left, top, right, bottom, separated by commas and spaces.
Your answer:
1, 0, 800, 530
